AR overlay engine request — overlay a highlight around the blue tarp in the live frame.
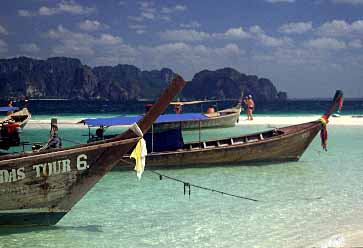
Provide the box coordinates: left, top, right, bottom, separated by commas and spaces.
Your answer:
144, 127, 184, 152
82, 113, 209, 127
0, 106, 19, 112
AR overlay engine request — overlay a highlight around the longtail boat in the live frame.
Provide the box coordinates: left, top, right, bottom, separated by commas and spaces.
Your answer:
81, 102, 242, 132
117, 90, 343, 169
0, 106, 31, 129
156, 101, 242, 131
0, 75, 186, 226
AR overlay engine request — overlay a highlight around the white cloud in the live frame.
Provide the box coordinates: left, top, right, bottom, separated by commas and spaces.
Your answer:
39, 6, 58, 16
305, 37, 346, 50
19, 1, 95, 17
136, 30, 146, 35
139, 1, 154, 9
349, 39, 363, 48
0, 39, 8, 53
265, 0, 295, 3
258, 34, 292, 47
0, 24, 8, 35
99, 34, 122, 45
80, 20, 107, 32
180, 21, 201, 29
160, 27, 250, 43
128, 16, 144, 22
128, 24, 146, 34
332, 0, 363, 4
252, 47, 335, 70
215, 43, 241, 56
139, 1, 156, 13
18, 9, 34, 17
249, 25, 264, 34
160, 26, 290, 47
57, 1, 95, 15
223, 27, 251, 39
129, 24, 146, 30
160, 29, 211, 42
279, 22, 313, 34
141, 11, 155, 20
175, 5, 187, 11
161, 5, 187, 14
250, 25, 292, 47
20, 43, 40, 53
46, 25, 123, 56
317, 20, 363, 37
134, 43, 243, 74
129, 2, 186, 23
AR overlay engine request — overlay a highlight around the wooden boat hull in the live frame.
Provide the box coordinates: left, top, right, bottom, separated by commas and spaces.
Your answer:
0, 137, 139, 226
119, 121, 322, 169
1, 108, 31, 129
153, 106, 241, 131
0, 75, 187, 226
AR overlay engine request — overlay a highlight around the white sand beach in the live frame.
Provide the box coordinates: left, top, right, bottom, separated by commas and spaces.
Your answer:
26, 115, 363, 129
238, 115, 363, 127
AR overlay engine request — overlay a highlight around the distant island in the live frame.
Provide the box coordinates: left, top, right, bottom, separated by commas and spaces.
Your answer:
0, 56, 287, 102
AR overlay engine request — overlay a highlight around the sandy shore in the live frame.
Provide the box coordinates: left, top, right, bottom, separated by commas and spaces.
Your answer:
26, 115, 363, 129
238, 115, 363, 127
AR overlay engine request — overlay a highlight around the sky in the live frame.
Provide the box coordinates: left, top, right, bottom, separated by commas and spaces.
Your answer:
0, 0, 363, 98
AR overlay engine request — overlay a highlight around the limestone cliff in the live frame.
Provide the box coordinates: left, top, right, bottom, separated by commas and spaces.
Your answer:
0, 57, 287, 102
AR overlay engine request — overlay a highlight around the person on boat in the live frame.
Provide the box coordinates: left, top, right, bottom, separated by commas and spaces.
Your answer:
244, 95, 255, 120
47, 123, 62, 149
174, 104, 182, 114
6, 99, 14, 116
207, 105, 216, 114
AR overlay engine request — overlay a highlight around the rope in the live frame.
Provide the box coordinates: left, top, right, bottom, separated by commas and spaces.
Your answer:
148, 169, 260, 202
119, 159, 323, 203
118, 158, 258, 202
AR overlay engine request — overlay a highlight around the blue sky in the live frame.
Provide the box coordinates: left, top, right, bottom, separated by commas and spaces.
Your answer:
0, 0, 363, 98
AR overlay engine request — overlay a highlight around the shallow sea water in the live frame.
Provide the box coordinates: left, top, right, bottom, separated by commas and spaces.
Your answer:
1, 118, 363, 247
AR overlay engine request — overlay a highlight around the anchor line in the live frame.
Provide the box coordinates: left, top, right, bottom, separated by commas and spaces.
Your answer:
148, 170, 323, 203
148, 169, 260, 202
118, 158, 259, 202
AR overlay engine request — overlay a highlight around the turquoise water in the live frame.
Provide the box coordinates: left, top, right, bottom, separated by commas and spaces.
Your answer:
1, 121, 363, 247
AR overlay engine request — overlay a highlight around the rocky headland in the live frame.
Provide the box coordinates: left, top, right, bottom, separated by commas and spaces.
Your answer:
0, 56, 287, 102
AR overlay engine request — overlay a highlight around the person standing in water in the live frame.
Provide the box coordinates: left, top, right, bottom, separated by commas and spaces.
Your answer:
244, 95, 255, 120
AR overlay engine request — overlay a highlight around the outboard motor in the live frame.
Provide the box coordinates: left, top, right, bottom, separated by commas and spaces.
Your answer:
0, 121, 21, 150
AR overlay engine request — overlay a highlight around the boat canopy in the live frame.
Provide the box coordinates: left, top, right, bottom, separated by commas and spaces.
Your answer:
0, 106, 19, 112
81, 113, 209, 127
170, 99, 239, 105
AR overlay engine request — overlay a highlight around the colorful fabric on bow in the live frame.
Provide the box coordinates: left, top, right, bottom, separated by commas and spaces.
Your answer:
319, 115, 329, 151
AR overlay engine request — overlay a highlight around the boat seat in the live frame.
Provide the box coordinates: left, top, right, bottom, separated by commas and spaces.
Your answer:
217, 140, 229, 147
232, 137, 244, 144
189, 143, 201, 150
205, 141, 217, 148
